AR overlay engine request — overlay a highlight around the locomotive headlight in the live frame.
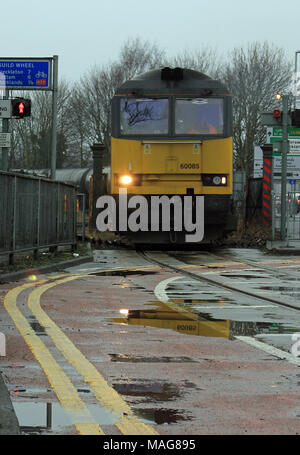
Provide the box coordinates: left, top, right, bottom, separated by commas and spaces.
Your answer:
120, 175, 133, 185
120, 309, 129, 315
201, 174, 227, 186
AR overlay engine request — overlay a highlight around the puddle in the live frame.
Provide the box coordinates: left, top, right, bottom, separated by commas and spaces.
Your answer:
28, 316, 47, 336
10, 386, 52, 397
220, 274, 267, 279
112, 301, 231, 339
111, 300, 300, 340
113, 381, 180, 401
13, 401, 70, 434
13, 400, 119, 434
91, 270, 158, 277
172, 298, 233, 304
228, 320, 300, 337
133, 407, 192, 424
30, 321, 46, 335
110, 353, 196, 363
259, 286, 300, 292
113, 282, 147, 290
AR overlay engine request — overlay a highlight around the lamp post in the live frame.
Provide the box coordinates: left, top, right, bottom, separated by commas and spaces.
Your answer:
280, 95, 289, 241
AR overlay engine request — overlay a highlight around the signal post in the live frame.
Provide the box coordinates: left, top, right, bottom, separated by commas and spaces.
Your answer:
0, 88, 10, 171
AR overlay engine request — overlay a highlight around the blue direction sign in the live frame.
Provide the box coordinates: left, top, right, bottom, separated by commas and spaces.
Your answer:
0, 59, 51, 89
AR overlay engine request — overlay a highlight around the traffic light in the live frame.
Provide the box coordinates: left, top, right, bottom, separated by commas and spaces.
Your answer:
273, 108, 281, 119
11, 98, 31, 118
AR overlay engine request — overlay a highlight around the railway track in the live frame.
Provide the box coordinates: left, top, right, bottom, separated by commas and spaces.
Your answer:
206, 251, 300, 280
139, 249, 300, 366
140, 250, 300, 313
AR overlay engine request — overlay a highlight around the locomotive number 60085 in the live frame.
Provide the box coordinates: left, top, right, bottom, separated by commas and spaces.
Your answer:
180, 163, 200, 169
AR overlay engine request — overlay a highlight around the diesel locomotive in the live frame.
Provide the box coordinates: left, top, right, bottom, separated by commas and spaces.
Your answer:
89, 66, 234, 245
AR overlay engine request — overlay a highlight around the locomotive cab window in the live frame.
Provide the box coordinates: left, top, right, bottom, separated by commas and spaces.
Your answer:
175, 98, 224, 135
120, 98, 169, 135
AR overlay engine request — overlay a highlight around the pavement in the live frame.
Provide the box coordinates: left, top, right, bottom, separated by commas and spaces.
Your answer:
266, 239, 300, 253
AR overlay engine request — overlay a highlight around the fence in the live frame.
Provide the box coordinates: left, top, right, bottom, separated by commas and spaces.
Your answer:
272, 180, 300, 240
0, 171, 77, 263
233, 173, 266, 222
232, 171, 246, 215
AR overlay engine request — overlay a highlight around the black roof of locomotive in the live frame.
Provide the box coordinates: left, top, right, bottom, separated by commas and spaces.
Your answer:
115, 68, 230, 96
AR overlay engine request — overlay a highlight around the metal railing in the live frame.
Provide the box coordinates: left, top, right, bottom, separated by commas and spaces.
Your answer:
0, 171, 77, 263
272, 181, 300, 240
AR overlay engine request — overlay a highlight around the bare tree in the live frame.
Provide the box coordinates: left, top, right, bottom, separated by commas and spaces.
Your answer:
75, 37, 166, 154
9, 90, 52, 169
222, 42, 293, 178
9, 79, 72, 169
67, 84, 91, 167
119, 37, 166, 80
169, 46, 223, 79
11, 39, 292, 177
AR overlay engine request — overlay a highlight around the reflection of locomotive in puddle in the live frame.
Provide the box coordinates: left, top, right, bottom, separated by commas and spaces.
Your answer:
113, 300, 299, 340
113, 300, 231, 339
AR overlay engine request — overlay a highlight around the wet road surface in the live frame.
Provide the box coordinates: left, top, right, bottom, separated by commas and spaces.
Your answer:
0, 248, 300, 435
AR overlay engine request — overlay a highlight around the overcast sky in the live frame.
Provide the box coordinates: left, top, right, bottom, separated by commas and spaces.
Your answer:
1, 0, 299, 82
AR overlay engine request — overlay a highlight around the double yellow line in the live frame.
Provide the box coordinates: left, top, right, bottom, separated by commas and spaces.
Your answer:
4, 275, 158, 435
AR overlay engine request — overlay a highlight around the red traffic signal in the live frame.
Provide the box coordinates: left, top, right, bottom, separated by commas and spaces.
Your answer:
11, 98, 31, 118
273, 109, 281, 118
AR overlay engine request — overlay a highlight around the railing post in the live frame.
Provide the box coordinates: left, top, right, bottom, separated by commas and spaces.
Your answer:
73, 187, 77, 250
9, 175, 17, 265
91, 143, 106, 230
34, 178, 41, 259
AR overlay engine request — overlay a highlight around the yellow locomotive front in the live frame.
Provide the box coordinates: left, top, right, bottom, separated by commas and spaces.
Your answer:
108, 67, 233, 244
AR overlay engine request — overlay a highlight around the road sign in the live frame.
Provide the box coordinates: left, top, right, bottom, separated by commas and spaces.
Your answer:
0, 100, 11, 118
289, 139, 300, 153
266, 126, 300, 153
0, 55, 57, 176
272, 154, 300, 179
271, 126, 300, 137
0, 58, 52, 90
0, 133, 11, 148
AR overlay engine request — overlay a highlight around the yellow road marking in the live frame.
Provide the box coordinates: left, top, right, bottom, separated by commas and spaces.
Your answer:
4, 281, 105, 435
27, 276, 158, 435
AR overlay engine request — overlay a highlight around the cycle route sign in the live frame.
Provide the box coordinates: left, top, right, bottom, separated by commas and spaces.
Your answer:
266, 126, 300, 154
0, 58, 52, 90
